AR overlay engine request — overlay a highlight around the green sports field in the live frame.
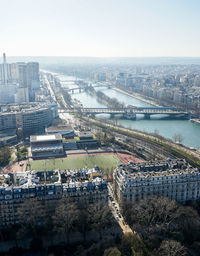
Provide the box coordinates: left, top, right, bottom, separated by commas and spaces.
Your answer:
28, 154, 120, 174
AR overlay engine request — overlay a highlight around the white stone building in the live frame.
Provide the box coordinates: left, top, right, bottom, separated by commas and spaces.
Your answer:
113, 159, 200, 205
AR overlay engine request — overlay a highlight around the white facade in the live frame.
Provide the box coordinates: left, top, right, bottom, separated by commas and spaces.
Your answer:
113, 160, 200, 205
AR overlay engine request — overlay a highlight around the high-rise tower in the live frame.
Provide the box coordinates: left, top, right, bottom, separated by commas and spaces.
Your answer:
3, 53, 8, 85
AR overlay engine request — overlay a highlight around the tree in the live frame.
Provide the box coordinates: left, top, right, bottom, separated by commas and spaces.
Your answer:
16, 128, 24, 140
154, 129, 159, 136
0, 146, 12, 166
74, 245, 86, 256
53, 197, 79, 244
173, 133, 183, 144
95, 131, 104, 142
88, 204, 114, 239
104, 247, 121, 256
17, 199, 46, 248
155, 240, 188, 256
172, 205, 200, 244
122, 196, 179, 233
122, 196, 200, 252
16, 146, 28, 161
119, 233, 149, 256
77, 207, 90, 242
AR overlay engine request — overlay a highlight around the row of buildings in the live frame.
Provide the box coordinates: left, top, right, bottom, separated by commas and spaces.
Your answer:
92, 65, 200, 111
0, 102, 58, 146
0, 53, 40, 103
1, 158, 200, 225
0, 167, 107, 226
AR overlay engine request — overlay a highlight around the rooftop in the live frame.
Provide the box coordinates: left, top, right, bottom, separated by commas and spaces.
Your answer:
0, 102, 56, 115
0, 167, 106, 191
30, 133, 62, 143
46, 125, 73, 132
117, 159, 199, 179
78, 132, 94, 137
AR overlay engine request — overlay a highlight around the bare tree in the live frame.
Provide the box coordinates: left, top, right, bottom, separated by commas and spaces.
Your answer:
17, 199, 45, 238
53, 197, 79, 244
119, 233, 148, 256
122, 196, 200, 252
173, 133, 184, 144
77, 208, 90, 242
155, 240, 188, 256
104, 247, 121, 256
17, 199, 46, 248
88, 204, 114, 239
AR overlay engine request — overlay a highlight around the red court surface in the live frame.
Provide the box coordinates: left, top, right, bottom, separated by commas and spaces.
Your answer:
4, 160, 27, 174
116, 153, 142, 164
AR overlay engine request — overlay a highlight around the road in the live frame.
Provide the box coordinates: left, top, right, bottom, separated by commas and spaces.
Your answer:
108, 183, 133, 234
42, 73, 57, 102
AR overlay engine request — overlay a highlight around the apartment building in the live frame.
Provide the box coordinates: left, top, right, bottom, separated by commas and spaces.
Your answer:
0, 102, 58, 137
0, 168, 108, 226
0, 112, 17, 131
113, 159, 200, 205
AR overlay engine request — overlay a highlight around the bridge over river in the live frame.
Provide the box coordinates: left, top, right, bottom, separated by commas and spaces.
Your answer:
62, 81, 114, 93
58, 107, 189, 119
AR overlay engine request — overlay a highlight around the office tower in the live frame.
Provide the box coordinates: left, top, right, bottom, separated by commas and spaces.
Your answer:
0, 53, 8, 84
17, 63, 28, 88
27, 62, 40, 90
10, 63, 19, 81
0, 54, 17, 104
17, 62, 40, 101
0, 55, 18, 84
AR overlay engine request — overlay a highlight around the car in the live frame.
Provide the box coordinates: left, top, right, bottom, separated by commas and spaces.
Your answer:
19, 162, 24, 166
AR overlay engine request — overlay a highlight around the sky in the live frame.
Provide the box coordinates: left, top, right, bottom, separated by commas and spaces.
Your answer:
1, 0, 200, 57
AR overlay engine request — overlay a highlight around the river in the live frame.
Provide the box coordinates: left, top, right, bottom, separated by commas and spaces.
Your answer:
57, 73, 200, 149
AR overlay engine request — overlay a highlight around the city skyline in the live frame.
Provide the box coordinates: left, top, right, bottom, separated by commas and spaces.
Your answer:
1, 0, 200, 57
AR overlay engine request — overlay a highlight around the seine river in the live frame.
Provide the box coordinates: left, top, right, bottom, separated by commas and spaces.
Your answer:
57, 74, 200, 149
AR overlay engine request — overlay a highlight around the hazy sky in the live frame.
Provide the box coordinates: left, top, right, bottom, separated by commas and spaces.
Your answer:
1, 0, 200, 57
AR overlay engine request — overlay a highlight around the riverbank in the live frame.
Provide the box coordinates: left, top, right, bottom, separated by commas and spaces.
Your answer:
55, 72, 200, 149
113, 87, 161, 107
80, 116, 200, 167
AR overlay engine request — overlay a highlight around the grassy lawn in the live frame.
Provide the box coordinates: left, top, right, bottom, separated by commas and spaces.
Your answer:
28, 154, 120, 174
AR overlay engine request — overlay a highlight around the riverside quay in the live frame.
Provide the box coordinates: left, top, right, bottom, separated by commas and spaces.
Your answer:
0, 167, 107, 226
113, 159, 200, 204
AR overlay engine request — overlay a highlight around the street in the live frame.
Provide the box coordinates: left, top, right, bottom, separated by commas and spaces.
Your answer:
108, 183, 133, 234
